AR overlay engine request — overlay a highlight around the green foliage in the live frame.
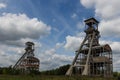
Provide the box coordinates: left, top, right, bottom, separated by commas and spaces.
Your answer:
0, 64, 118, 80
113, 71, 120, 80
0, 66, 41, 75
41, 64, 70, 75
0, 66, 22, 75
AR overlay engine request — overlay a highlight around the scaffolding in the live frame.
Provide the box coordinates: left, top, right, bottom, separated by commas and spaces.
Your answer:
13, 42, 40, 73
66, 18, 113, 77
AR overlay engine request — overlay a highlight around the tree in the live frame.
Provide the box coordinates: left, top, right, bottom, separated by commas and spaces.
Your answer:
41, 64, 70, 75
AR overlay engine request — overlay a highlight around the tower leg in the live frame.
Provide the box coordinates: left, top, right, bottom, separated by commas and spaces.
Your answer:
82, 32, 95, 75
13, 52, 27, 69
66, 35, 88, 76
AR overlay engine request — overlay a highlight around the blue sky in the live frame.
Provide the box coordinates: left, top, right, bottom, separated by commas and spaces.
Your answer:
0, 0, 120, 71
5, 0, 94, 44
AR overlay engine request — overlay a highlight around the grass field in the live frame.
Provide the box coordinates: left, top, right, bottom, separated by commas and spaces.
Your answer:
0, 75, 117, 80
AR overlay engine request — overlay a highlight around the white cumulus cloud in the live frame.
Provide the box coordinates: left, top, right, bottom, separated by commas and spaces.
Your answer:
0, 3, 6, 9
80, 0, 120, 20
64, 35, 83, 51
0, 13, 51, 42
99, 18, 120, 38
39, 48, 73, 71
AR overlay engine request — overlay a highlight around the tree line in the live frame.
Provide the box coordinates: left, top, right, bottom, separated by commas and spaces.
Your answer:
0, 64, 120, 78
0, 64, 70, 75
41, 64, 70, 75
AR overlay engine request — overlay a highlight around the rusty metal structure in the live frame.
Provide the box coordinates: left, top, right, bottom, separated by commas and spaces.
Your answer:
13, 42, 40, 73
66, 18, 113, 77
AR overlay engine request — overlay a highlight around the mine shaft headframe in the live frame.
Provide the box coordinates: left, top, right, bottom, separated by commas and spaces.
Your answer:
25, 41, 35, 51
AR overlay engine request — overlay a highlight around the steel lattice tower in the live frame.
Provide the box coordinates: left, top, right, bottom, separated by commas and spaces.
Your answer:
66, 18, 113, 77
13, 42, 40, 73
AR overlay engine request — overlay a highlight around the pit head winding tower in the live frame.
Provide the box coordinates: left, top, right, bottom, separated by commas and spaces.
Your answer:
66, 18, 113, 77
13, 42, 40, 73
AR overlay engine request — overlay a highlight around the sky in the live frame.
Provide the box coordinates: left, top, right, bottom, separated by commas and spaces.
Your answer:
0, 0, 120, 71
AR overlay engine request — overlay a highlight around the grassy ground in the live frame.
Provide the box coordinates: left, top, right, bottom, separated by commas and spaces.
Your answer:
0, 75, 117, 80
